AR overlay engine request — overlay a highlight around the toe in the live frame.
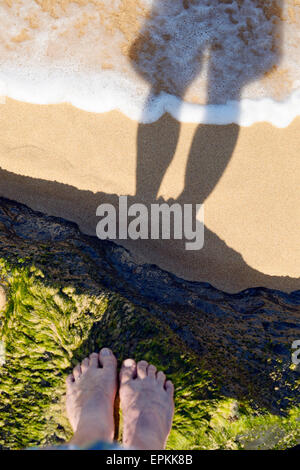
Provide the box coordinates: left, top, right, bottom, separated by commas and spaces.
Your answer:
157, 370, 166, 387
89, 352, 99, 368
165, 380, 174, 396
137, 360, 148, 379
120, 358, 136, 384
99, 348, 117, 370
73, 364, 81, 381
81, 357, 89, 373
147, 364, 157, 379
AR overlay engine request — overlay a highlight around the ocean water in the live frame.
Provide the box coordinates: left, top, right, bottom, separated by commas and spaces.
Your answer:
0, 0, 299, 126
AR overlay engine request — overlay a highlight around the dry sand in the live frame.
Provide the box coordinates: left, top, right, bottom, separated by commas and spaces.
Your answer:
0, 98, 299, 293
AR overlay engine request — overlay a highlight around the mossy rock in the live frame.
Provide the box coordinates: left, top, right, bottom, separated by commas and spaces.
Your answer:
0, 197, 299, 450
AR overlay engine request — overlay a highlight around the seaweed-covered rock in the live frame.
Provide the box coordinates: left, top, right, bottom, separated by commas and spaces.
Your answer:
0, 197, 299, 450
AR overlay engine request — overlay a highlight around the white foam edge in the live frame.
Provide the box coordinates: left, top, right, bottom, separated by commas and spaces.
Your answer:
0, 68, 300, 127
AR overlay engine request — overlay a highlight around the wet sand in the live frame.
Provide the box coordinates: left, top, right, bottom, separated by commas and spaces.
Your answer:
0, 98, 299, 292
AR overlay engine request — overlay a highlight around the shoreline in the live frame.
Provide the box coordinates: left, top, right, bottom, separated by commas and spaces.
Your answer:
0, 98, 299, 293
1, 81, 300, 127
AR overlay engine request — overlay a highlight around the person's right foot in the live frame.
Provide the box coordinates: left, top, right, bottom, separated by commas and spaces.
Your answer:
119, 359, 174, 450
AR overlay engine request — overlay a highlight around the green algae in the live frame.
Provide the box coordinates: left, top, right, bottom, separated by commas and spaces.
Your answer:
0, 258, 299, 450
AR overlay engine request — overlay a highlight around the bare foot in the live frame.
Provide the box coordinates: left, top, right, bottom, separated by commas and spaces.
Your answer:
66, 348, 117, 446
120, 359, 174, 450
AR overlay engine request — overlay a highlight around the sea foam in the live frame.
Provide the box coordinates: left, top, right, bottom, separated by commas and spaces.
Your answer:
0, 0, 299, 127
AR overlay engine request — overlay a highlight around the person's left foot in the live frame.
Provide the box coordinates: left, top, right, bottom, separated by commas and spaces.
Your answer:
66, 348, 117, 446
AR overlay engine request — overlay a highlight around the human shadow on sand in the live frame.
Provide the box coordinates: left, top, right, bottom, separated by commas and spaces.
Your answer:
0, 1, 297, 293
125, 0, 286, 287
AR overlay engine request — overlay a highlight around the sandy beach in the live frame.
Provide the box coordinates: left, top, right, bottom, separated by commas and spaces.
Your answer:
0, 98, 299, 293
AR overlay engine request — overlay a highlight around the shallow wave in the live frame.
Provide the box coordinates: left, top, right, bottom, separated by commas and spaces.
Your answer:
0, 0, 299, 125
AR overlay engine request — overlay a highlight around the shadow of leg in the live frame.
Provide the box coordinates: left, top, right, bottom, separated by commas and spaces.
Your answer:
135, 111, 181, 202
178, 123, 240, 205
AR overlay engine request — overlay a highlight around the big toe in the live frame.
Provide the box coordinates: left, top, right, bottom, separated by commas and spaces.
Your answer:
99, 348, 117, 372
165, 380, 174, 398
120, 358, 137, 384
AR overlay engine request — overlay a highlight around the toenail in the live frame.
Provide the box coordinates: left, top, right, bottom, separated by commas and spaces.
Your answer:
124, 358, 135, 367
101, 348, 111, 356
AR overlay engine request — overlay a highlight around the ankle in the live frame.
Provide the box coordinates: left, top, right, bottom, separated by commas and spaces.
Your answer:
70, 418, 114, 447
125, 432, 165, 450
123, 416, 166, 450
